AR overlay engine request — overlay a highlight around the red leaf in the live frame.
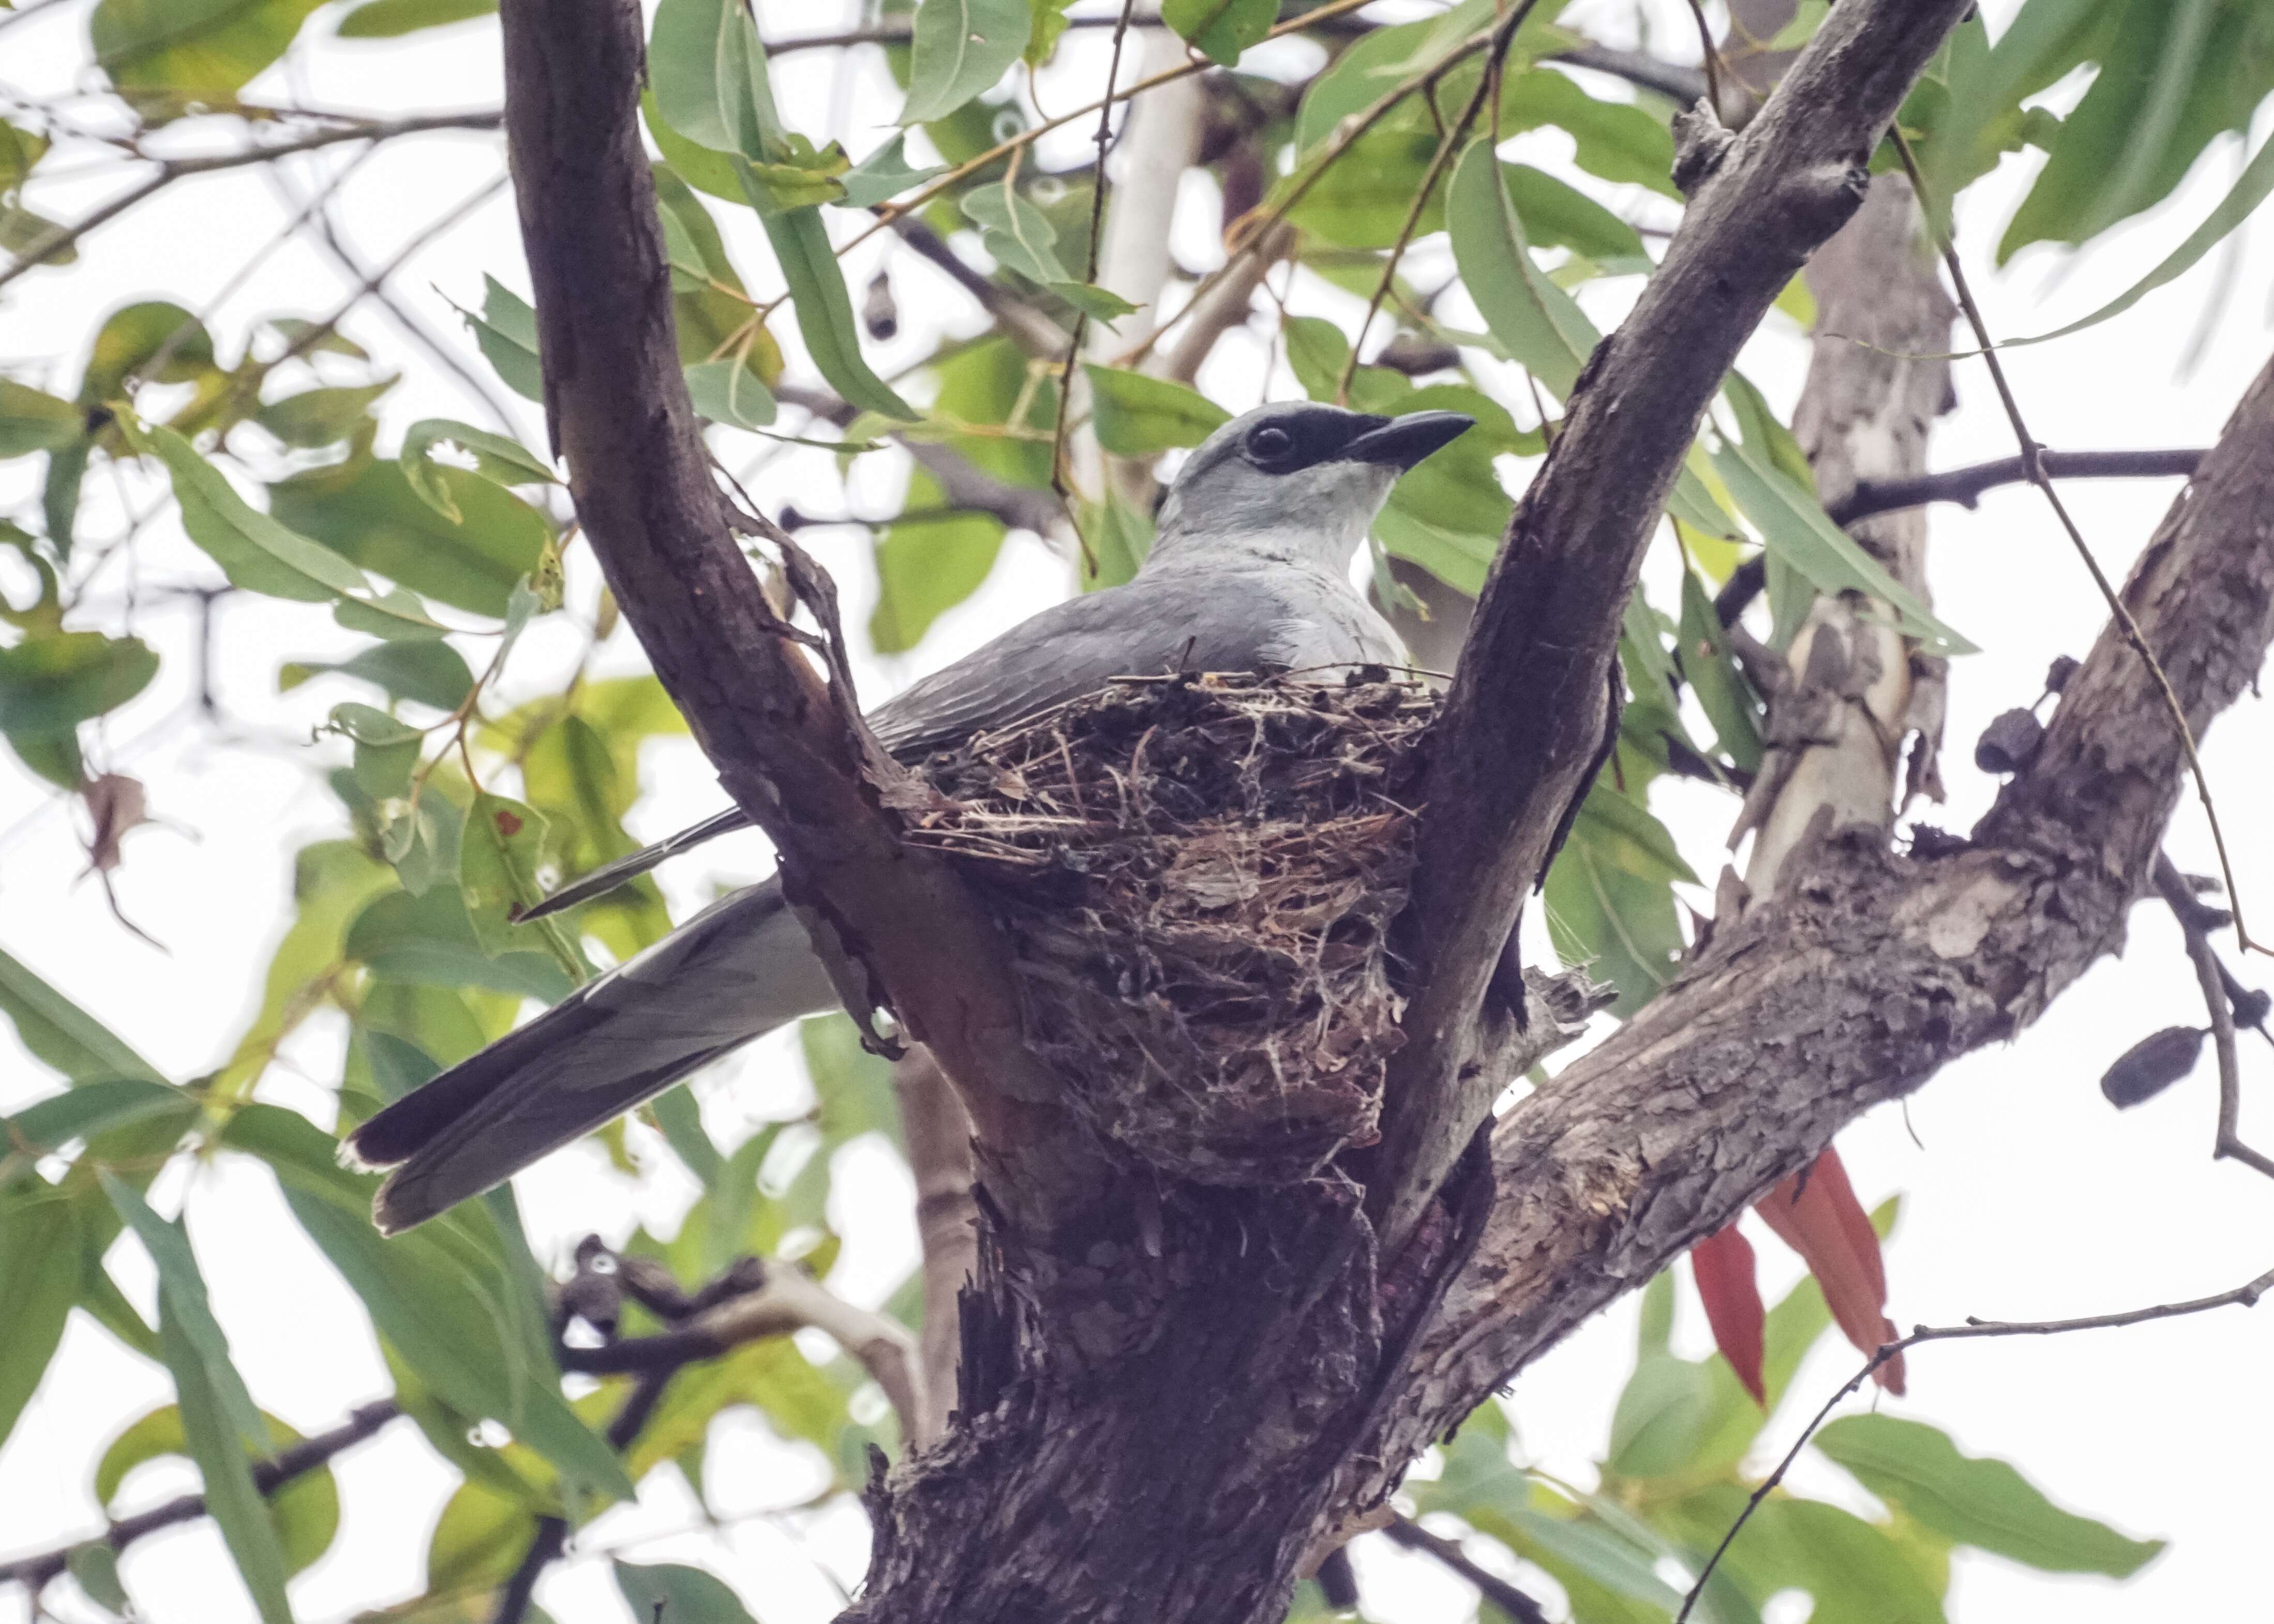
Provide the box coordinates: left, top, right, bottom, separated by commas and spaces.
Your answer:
1755, 1148, 1906, 1394
1692, 1222, 1765, 1405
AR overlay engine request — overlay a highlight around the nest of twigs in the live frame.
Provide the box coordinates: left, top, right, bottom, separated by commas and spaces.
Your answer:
909, 671, 1434, 1185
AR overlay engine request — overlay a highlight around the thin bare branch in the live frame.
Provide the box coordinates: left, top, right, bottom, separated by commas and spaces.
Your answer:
0, 111, 500, 293
0, 1402, 403, 1594
2156, 859, 2274, 1180
1384, 1517, 1551, 1624
1891, 129, 2258, 956
1675, 1265, 2274, 1621
1336, 0, 1542, 403
1713, 447, 2212, 627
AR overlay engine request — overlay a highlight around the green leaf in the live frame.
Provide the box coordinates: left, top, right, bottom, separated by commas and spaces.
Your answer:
614, 1559, 760, 1624
324, 702, 422, 800
685, 358, 779, 430
1162, 0, 1274, 66
801, 1011, 906, 1154
2008, 126, 2274, 345
1287, 129, 1446, 248
1079, 492, 1153, 590
91, 0, 326, 102
1607, 1352, 1714, 1478
1048, 280, 1140, 326
122, 417, 454, 635
871, 471, 1006, 653
255, 379, 397, 450
4, 1079, 193, 1161
1503, 162, 1647, 265
743, 178, 919, 421
95, 1405, 341, 1576
424, 1478, 535, 1592
837, 134, 949, 208
0, 629, 158, 735
649, 0, 775, 157
269, 452, 546, 619
0, 943, 168, 1083
0, 1180, 82, 1452
962, 179, 1072, 282
1677, 572, 1763, 774
1083, 365, 1228, 457
1816, 1414, 2163, 1576
158, 1306, 296, 1623
398, 420, 556, 523
100, 1172, 272, 1458
1752, 1498, 1950, 1624
345, 888, 575, 1003
902, 0, 1031, 123
1998, 0, 2225, 259
336, 0, 495, 37
79, 302, 215, 406
1543, 796, 1685, 1016
459, 276, 545, 402
1447, 138, 1597, 397
280, 640, 474, 713
1500, 67, 1680, 199
66, 1543, 129, 1614
222, 1103, 637, 1502
1709, 435, 1973, 655
0, 379, 81, 458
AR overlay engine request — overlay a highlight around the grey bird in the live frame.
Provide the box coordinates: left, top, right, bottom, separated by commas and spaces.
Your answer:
347, 402, 1472, 1232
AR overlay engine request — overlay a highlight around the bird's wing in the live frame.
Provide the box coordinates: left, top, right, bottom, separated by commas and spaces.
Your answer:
349, 878, 837, 1231
519, 568, 1369, 913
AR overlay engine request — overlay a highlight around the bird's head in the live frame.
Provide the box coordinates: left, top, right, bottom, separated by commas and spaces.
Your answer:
1150, 401, 1474, 573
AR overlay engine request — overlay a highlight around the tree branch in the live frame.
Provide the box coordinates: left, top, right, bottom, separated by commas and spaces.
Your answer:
1675, 1262, 2274, 1620
1712, 448, 2213, 627
1370, 0, 1978, 1256
2156, 860, 2274, 1181
1357, 347, 2274, 1516
0, 112, 500, 293
0, 1401, 403, 1594
562, 1258, 924, 1441
1383, 1517, 1551, 1624
496, 0, 1104, 1222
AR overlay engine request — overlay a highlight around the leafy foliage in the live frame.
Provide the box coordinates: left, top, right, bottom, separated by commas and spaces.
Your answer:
0, 0, 2258, 1615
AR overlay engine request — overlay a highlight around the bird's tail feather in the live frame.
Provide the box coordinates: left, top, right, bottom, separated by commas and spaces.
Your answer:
514, 804, 753, 922
346, 877, 836, 1234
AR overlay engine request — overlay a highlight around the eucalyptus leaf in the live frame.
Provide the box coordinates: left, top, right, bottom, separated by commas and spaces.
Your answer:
1083, 365, 1228, 457
901, 0, 1031, 125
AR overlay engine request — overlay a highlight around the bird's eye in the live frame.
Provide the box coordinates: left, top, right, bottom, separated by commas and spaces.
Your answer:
1248, 426, 1294, 460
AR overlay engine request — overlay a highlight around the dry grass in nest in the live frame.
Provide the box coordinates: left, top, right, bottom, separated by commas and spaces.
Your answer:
908, 671, 1435, 1185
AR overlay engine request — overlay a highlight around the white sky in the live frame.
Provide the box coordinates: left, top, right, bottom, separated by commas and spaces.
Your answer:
3, 3, 2272, 1622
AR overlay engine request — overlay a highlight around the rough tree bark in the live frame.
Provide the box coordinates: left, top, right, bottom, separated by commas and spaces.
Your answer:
490, 2, 2274, 1619
1363, 354, 2274, 1492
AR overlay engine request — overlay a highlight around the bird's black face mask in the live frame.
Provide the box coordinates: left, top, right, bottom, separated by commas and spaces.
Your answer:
1237, 405, 1474, 475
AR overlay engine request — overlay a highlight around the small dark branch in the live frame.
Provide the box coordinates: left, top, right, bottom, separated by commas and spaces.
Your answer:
0, 1400, 402, 1595
773, 381, 1068, 539
1713, 447, 2212, 628
490, 1515, 568, 1624
888, 217, 1068, 359
1892, 129, 2256, 955
1385, 1517, 1550, 1624
1371, 0, 1976, 1257
0, 111, 501, 294
2157, 859, 2274, 1181
1548, 42, 1711, 106
1675, 1265, 2274, 1621
1833, 448, 2208, 526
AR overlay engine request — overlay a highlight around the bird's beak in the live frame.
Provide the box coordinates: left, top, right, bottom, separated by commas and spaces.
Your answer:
1342, 410, 1475, 470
